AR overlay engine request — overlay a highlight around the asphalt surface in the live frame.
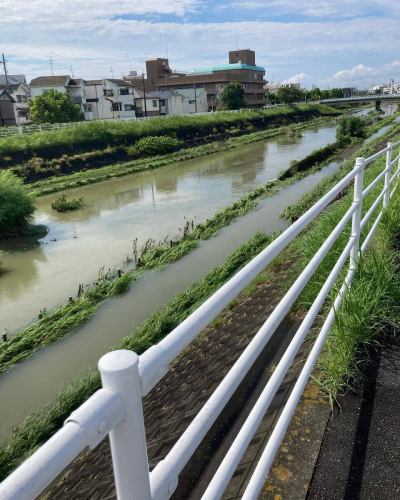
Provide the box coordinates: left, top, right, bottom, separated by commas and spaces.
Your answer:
307, 334, 400, 500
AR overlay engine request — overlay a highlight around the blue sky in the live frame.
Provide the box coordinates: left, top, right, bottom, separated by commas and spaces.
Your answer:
1, 0, 400, 88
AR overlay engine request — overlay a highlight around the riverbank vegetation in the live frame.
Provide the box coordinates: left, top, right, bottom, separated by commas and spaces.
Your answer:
0, 116, 396, 375
0, 104, 338, 170
26, 114, 338, 196
283, 119, 400, 222
0, 171, 34, 239
51, 194, 84, 212
2, 140, 400, 478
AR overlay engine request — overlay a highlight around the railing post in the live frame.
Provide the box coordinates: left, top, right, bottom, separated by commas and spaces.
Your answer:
384, 142, 393, 207
99, 350, 151, 500
350, 157, 365, 270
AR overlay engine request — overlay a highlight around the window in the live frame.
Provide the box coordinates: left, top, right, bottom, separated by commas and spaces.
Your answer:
124, 104, 134, 111
152, 99, 158, 107
104, 89, 114, 96
119, 88, 129, 95
112, 102, 122, 111
188, 99, 196, 104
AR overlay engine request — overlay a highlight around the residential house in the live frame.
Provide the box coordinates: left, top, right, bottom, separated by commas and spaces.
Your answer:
0, 74, 30, 125
158, 88, 208, 115
29, 75, 87, 116
84, 79, 136, 120
133, 89, 160, 117
0, 90, 16, 126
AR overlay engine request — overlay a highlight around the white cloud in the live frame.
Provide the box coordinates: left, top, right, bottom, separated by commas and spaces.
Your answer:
321, 60, 400, 88
1, 2, 400, 84
283, 72, 310, 85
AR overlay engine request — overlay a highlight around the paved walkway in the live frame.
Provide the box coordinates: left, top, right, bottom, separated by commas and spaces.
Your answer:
307, 334, 400, 500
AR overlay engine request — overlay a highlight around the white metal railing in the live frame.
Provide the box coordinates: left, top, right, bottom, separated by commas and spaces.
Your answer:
1, 140, 400, 499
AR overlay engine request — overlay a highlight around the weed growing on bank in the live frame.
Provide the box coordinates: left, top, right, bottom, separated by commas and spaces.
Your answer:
0, 171, 34, 238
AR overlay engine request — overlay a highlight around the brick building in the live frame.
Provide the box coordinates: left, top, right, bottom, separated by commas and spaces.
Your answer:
131, 49, 266, 110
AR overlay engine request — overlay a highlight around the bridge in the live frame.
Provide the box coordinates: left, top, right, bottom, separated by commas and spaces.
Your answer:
320, 94, 400, 111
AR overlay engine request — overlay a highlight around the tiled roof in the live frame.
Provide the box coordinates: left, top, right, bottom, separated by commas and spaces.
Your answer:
85, 79, 103, 85
105, 78, 130, 86
29, 75, 70, 86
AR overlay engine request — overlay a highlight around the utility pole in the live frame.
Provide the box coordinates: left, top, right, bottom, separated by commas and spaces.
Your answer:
142, 73, 148, 117
1, 53, 11, 92
49, 57, 54, 76
194, 82, 197, 113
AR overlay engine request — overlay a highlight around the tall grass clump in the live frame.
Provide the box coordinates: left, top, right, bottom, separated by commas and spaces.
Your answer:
0, 171, 34, 238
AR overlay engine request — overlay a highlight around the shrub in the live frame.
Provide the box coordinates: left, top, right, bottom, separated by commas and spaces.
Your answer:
336, 116, 368, 145
135, 135, 182, 156
51, 194, 84, 212
0, 171, 34, 237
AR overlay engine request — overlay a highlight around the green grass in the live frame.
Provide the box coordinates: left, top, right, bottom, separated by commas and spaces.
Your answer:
0, 104, 337, 165
283, 120, 400, 221
51, 194, 84, 212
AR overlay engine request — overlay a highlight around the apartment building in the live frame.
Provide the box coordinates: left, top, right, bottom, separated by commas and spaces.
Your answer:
139, 49, 265, 110
0, 74, 29, 125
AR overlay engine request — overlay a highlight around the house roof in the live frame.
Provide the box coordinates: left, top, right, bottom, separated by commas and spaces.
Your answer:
134, 89, 161, 99
0, 90, 15, 102
105, 78, 130, 86
29, 75, 70, 87
69, 78, 83, 86
85, 79, 103, 86
0, 74, 27, 89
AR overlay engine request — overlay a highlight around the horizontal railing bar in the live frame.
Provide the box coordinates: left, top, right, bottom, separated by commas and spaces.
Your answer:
362, 168, 387, 198
150, 203, 356, 499
202, 234, 356, 499
364, 147, 389, 166
139, 165, 361, 396
360, 189, 385, 231
361, 211, 383, 252
0, 389, 123, 500
391, 153, 400, 166
242, 265, 356, 500
0, 423, 86, 500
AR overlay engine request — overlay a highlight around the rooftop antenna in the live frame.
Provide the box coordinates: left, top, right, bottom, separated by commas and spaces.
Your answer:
110, 65, 114, 78
235, 35, 238, 51
70, 64, 75, 77
165, 34, 169, 60
1, 53, 11, 92
49, 57, 54, 76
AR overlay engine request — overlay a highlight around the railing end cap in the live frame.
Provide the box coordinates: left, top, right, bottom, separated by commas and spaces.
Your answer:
98, 350, 138, 375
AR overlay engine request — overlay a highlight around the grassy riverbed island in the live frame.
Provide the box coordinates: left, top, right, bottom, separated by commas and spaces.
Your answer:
0, 171, 34, 239
51, 194, 84, 212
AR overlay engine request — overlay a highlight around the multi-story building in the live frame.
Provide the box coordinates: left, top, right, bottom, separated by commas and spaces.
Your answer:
85, 79, 136, 120
0, 74, 29, 125
138, 49, 265, 110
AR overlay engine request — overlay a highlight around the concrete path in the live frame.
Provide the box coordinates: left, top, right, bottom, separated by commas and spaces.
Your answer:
307, 335, 400, 500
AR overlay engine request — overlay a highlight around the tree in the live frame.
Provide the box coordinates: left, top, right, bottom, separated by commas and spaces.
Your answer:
29, 89, 84, 124
276, 86, 304, 105
221, 82, 246, 110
